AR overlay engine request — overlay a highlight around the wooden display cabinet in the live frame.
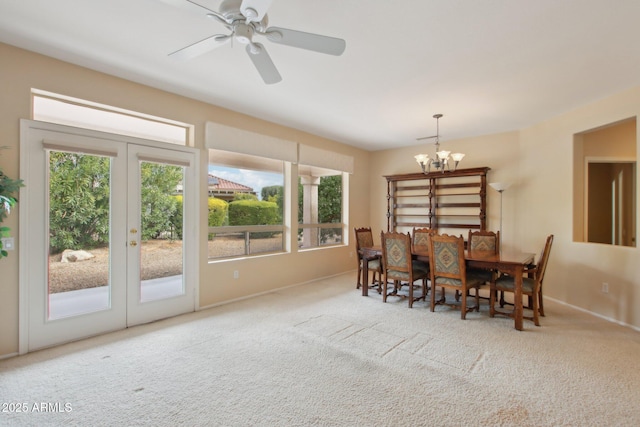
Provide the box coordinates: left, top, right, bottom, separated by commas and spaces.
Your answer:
384, 167, 490, 234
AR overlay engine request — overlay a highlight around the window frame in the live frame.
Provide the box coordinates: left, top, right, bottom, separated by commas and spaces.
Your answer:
207, 150, 289, 260
297, 169, 348, 251
205, 121, 353, 260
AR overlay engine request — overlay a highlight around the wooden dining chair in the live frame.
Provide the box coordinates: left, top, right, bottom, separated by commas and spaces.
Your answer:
354, 227, 382, 293
489, 234, 554, 326
468, 230, 500, 253
380, 231, 429, 308
466, 230, 500, 301
428, 233, 486, 319
412, 227, 436, 253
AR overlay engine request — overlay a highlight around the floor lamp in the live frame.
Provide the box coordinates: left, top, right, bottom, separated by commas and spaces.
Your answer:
489, 182, 511, 236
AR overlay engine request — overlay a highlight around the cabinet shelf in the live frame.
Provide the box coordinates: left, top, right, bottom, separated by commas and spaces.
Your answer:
395, 204, 431, 208
436, 203, 481, 208
385, 167, 490, 234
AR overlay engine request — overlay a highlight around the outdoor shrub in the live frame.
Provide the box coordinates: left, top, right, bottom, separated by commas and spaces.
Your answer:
208, 197, 228, 227
261, 185, 284, 221
48, 153, 183, 253
139, 163, 182, 241
233, 192, 258, 201
228, 199, 279, 237
171, 195, 183, 240
49, 153, 111, 252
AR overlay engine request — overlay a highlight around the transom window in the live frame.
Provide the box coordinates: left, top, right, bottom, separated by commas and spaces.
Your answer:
32, 89, 192, 146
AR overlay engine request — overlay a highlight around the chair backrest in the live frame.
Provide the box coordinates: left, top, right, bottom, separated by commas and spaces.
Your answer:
354, 227, 375, 252
535, 234, 554, 286
412, 227, 436, 252
381, 231, 412, 274
468, 230, 500, 253
429, 233, 466, 281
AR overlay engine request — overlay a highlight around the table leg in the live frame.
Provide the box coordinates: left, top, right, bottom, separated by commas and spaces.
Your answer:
362, 258, 369, 297
513, 264, 524, 331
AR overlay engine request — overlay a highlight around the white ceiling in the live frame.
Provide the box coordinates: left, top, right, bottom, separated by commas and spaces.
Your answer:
2, 0, 640, 151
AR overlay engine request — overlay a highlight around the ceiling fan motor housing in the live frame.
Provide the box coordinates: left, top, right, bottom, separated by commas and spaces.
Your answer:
234, 23, 254, 44
220, 0, 269, 30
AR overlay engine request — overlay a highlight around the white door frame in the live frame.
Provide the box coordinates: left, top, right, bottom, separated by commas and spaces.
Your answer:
19, 120, 200, 354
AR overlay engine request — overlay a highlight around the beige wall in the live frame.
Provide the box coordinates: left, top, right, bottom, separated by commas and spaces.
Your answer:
0, 43, 371, 357
517, 88, 640, 329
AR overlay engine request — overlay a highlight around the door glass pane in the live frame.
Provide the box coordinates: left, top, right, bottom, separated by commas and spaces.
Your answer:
139, 161, 185, 302
47, 151, 111, 319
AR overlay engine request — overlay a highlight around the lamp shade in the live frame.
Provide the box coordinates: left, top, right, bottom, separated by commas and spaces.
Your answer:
451, 152, 465, 162
489, 182, 511, 192
414, 154, 428, 164
436, 150, 450, 160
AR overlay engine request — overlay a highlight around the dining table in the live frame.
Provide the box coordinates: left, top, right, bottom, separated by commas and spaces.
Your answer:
359, 246, 535, 331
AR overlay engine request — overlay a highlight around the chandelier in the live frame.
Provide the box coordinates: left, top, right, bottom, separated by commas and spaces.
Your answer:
414, 114, 465, 173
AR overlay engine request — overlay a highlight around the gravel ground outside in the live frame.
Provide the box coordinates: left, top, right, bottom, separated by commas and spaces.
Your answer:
48, 236, 283, 293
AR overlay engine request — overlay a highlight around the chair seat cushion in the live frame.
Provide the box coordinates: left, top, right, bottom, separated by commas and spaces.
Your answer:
434, 270, 485, 288
363, 258, 381, 271
412, 260, 429, 273
467, 267, 493, 282
495, 276, 535, 293
387, 260, 429, 280
434, 277, 463, 287
466, 270, 491, 285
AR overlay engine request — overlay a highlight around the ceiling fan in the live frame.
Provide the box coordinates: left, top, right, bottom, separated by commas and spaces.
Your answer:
162, 0, 346, 84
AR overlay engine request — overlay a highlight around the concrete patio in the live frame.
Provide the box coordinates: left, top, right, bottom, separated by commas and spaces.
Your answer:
49, 275, 183, 319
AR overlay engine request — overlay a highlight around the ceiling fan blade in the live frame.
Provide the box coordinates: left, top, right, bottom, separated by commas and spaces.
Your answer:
157, 0, 217, 16
158, 0, 231, 25
265, 27, 346, 56
245, 43, 282, 84
169, 34, 231, 61
240, 0, 273, 22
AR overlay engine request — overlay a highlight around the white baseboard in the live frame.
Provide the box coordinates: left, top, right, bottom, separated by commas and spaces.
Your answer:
545, 296, 640, 332
0, 352, 19, 360
197, 270, 353, 311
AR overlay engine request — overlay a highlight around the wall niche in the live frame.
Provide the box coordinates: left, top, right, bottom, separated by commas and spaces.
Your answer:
573, 117, 636, 247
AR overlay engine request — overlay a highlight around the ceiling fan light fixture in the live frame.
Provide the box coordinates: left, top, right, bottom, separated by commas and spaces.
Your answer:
247, 42, 262, 55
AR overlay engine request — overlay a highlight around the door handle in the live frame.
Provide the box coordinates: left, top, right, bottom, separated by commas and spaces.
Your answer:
130, 240, 138, 247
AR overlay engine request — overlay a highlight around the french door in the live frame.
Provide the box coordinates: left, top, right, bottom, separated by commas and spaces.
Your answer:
19, 120, 198, 352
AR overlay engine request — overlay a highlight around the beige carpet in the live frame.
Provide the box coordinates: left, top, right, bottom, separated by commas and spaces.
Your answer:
1, 272, 639, 426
